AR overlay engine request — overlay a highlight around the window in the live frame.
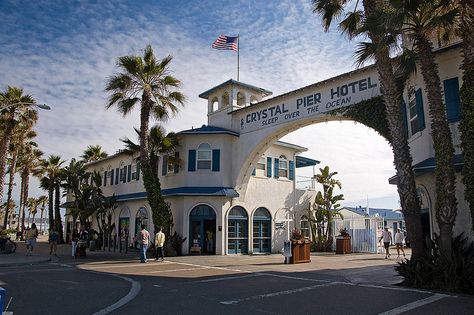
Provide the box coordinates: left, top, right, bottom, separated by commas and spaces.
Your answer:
237, 92, 245, 106
256, 157, 265, 170
211, 97, 218, 112
408, 97, 419, 134
279, 155, 288, 178
197, 143, 212, 170
300, 216, 310, 238
408, 88, 425, 135
222, 92, 229, 107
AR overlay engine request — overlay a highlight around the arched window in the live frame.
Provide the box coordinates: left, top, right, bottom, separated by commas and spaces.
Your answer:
211, 97, 218, 112
300, 215, 310, 238
197, 143, 212, 170
253, 207, 271, 253
228, 206, 248, 254
279, 155, 288, 178
222, 92, 230, 107
237, 92, 245, 106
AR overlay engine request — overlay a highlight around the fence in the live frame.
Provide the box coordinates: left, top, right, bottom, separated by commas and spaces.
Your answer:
333, 216, 384, 253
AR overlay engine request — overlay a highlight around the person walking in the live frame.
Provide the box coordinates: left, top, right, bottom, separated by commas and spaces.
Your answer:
379, 227, 392, 259
137, 224, 150, 263
154, 227, 165, 261
49, 225, 59, 256
394, 229, 406, 258
206, 228, 214, 254
25, 223, 39, 256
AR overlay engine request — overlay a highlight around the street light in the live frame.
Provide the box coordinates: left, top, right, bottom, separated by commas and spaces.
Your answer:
0, 102, 51, 111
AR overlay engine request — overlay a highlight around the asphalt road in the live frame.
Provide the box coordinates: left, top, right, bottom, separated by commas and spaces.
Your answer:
1, 256, 473, 315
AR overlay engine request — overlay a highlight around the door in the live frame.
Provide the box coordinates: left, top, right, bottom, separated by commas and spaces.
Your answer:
227, 206, 249, 254
253, 220, 271, 253
189, 205, 216, 254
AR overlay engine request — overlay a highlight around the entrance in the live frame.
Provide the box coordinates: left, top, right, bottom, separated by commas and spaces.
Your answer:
228, 206, 248, 254
134, 207, 149, 248
189, 205, 216, 254
252, 207, 271, 253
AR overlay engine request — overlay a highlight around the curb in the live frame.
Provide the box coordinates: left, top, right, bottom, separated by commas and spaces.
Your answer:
0, 256, 51, 268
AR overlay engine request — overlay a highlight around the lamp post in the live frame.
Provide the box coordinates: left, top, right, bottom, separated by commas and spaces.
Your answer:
0, 102, 51, 111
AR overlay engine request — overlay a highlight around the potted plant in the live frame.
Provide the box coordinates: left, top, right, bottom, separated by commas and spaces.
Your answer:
289, 229, 311, 264
336, 227, 351, 254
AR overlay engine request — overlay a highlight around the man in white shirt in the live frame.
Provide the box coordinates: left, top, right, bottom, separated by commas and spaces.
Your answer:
379, 227, 392, 259
154, 227, 166, 261
394, 229, 406, 258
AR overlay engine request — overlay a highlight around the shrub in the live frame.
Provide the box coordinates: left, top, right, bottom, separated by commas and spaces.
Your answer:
396, 233, 474, 294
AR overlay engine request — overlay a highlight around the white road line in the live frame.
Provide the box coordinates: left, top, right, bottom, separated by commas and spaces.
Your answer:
91, 273, 141, 315
378, 293, 449, 315
143, 267, 206, 274
220, 282, 338, 305
196, 274, 263, 283
258, 272, 330, 283
168, 261, 252, 274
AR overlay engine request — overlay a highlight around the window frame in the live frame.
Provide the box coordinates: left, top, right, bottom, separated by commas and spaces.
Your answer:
197, 143, 212, 170
278, 155, 288, 178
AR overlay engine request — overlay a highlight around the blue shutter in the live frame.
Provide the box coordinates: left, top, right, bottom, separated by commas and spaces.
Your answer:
136, 162, 140, 180
274, 158, 279, 179
127, 165, 131, 182
289, 160, 294, 180
415, 89, 425, 131
401, 100, 408, 137
212, 149, 220, 172
252, 168, 256, 176
110, 169, 114, 185
162, 155, 168, 176
122, 166, 127, 183
103, 171, 107, 187
115, 168, 119, 184
188, 150, 196, 172
174, 152, 179, 174
266, 157, 272, 177
443, 77, 461, 122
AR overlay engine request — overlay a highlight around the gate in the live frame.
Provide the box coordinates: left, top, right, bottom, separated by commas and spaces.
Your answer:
333, 216, 384, 253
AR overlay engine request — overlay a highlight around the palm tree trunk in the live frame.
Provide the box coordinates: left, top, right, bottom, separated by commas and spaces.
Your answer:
21, 170, 29, 231
48, 186, 54, 230
55, 184, 64, 243
362, 0, 425, 258
417, 37, 458, 255
459, 2, 474, 232
0, 118, 15, 206
40, 205, 45, 233
3, 147, 18, 228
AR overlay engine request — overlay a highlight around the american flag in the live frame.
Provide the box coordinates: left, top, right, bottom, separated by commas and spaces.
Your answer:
212, 34, 238, 51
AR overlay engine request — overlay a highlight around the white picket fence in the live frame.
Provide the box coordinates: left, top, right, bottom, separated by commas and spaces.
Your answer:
332, 217, 385, 253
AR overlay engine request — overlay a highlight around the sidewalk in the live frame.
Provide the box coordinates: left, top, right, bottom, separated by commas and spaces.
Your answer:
0, 235, 137, 267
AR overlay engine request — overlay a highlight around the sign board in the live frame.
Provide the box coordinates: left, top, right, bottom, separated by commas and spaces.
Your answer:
275, 222, 285, 229
237, 72, 380, 133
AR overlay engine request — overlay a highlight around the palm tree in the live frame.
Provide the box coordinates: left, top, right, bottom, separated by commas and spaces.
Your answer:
26, 197, 38, 227
37, 195, 48, 233
4, 122, 38, 228
17, 145, 43, 232
81, 145, 108, 163
387, 0, 459, 255
39, 155, 65, 242
105, 44, 185, 233
311, 0, 425, 258
0, 87, 38, 226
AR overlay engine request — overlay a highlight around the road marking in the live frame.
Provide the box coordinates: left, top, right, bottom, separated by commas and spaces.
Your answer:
258, 272, 329, 283
167, 261, 252, 274
196, 273, 263, 283
143, 267, 206, 274
220, 282, 338, 305
91, 273, 141, 315
153, 284, 161, 288
378, 293, 449, 315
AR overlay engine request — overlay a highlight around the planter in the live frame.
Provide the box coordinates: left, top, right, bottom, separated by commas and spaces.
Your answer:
289, 239, 311, 264
335, 236, 351, 254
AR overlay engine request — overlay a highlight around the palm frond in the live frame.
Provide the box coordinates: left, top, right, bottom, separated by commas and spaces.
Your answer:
339, 10, 363, 39
354, 41, 376, 67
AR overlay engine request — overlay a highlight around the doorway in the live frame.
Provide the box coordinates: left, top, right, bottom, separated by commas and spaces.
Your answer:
228, 206, 248, 254
252, 207, 271, 253
189, 205, 216, 254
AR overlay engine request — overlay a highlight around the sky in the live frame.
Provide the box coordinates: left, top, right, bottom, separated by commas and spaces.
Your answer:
0, 0, 399, 209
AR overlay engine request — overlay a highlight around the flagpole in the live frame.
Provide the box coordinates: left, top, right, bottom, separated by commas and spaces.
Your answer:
237, 34, 240, 81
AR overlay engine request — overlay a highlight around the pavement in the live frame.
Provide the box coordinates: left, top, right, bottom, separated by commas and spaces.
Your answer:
0, 235, 405, 286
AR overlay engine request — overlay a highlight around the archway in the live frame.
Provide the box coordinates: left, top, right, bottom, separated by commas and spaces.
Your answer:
119, 207, 131, 239
189, 204, 216, 254
252, 207, 271, 253
228, 206, 249, 254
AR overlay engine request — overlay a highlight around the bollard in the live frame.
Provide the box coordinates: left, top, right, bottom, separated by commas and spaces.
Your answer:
0, 287, 5, 312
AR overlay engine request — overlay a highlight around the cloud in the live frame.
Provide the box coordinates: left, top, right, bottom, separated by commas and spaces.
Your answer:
0, 0, 398, 208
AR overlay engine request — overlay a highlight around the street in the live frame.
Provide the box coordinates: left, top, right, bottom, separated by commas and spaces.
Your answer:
1, 242, 474, 315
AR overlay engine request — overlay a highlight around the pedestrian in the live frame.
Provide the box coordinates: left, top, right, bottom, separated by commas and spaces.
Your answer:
206, 228, 214, 253
71, 229, 79, 257
394, 229, 406, 258
25, 223, 39, 256
154, 226, 165, 261
379, 227, 392, 259
136, 224, 150, 263
49, 225, 59, 256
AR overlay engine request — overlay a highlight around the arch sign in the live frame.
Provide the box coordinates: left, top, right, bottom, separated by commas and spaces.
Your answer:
237, 69, 380, 134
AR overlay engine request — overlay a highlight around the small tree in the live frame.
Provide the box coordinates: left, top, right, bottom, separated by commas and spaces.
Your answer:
308, 166, 344, 251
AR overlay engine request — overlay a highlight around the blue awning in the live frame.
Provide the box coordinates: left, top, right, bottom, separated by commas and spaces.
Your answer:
296, 156, 320, 168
